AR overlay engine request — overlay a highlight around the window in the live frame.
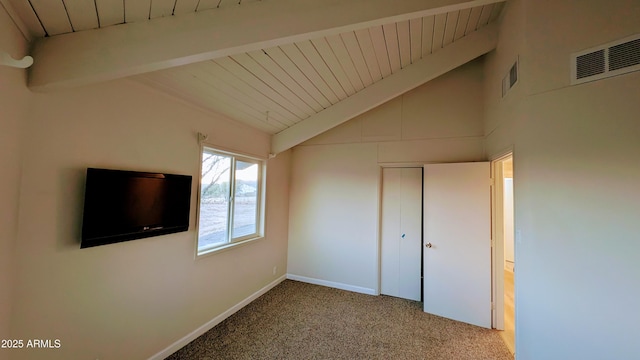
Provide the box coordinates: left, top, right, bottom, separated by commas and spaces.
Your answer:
197, 147, 265, 255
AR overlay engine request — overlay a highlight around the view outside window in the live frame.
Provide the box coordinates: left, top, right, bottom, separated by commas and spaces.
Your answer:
232, 161, 258, 238
198, 152, 231, 249
197, 148, 263, 254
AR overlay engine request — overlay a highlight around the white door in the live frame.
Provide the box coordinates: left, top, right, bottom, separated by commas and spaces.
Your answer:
381, 167, 422, 301
423, 162, 491, 328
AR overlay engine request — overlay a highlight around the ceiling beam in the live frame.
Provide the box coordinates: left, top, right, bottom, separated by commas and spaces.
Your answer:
28, 0, 503, 91
270, 23, 499, 155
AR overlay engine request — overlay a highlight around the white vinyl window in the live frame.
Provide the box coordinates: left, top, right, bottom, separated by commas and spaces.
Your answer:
197, 147, 265, 255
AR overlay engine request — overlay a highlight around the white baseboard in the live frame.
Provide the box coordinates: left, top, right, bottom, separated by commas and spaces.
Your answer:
148, 275, 287, 360
286, 274, 377, 295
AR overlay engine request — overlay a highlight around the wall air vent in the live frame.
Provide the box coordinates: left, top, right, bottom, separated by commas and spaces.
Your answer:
571, 33, 640, 85
502, 58, 519, 97
576, 49, 605, 79
609, 38, 640, 71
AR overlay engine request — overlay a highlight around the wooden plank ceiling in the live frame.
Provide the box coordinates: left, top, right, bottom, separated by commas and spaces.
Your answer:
137, 3, 503, 134
6, 0, 263, 37
4, 0, 505, 143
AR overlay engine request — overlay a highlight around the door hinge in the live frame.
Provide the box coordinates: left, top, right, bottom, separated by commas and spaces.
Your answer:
490, 178, 495, 187
491, 239, 495, 247
491, 302, 495, 310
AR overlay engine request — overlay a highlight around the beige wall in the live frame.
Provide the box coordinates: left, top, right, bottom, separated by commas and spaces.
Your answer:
516, 76, 640, 360
304, 59, 486, 161
525, 0, 640, 96
484, 0, 640, 358
6, 75, 290, 359
288, 60, 486, 293
289, 143, 380, 292
0, 10, 30, 359
482, 0, 525, 158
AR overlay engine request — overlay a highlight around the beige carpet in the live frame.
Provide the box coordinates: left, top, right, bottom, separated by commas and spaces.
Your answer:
166, 280, 513, 359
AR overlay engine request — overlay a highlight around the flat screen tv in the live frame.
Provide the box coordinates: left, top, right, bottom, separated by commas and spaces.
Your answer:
81, 168, 192, 249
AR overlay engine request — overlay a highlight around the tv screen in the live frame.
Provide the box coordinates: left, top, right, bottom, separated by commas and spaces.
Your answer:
81, 168, 192, 248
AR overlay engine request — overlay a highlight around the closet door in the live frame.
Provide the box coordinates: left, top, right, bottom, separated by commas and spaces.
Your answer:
381, 167, 422, 301
423, 162, 491, 328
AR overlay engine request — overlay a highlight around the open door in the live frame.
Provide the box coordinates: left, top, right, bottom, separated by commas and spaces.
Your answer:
492, 154, 515, 355
423, 162, 491, 328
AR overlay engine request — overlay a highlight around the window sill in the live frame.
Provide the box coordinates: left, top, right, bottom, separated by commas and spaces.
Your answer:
196, 236, 264, 258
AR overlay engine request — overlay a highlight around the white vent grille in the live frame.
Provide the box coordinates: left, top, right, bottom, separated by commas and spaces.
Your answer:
571, 34, 640, 85
502, 58, 519, 97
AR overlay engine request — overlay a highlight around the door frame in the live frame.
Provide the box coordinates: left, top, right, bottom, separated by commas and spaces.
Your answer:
377, 163, 424, 298
490, 150, 514, 330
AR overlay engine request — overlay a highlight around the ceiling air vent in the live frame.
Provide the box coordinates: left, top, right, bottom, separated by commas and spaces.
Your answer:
571, 34, 640, 85
502, 58, 519, 97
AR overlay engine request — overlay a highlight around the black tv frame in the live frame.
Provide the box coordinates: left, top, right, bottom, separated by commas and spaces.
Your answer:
80, 168, 192, 249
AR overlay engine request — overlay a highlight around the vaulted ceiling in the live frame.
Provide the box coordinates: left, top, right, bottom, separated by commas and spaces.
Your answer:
2, 0, 505, 154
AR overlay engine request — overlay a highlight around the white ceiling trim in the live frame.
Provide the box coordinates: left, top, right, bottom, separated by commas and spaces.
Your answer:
28, 0, 504, 91
271, 23, 499, 154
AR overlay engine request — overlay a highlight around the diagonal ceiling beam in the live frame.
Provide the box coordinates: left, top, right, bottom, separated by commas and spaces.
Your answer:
28, 0, 503, 91
270, 23, 499, 155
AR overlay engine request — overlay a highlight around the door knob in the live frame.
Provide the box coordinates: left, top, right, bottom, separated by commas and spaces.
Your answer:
425, 242, 432, 248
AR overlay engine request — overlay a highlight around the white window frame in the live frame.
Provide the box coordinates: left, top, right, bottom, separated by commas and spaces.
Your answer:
196, 146, 266, 256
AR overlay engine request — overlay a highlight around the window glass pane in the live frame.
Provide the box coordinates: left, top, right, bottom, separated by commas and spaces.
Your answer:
198, 152, 231, 249
232, 160, 258, 239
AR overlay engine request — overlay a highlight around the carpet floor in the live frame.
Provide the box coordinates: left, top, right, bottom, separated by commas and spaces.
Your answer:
166, 280, 513, 360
